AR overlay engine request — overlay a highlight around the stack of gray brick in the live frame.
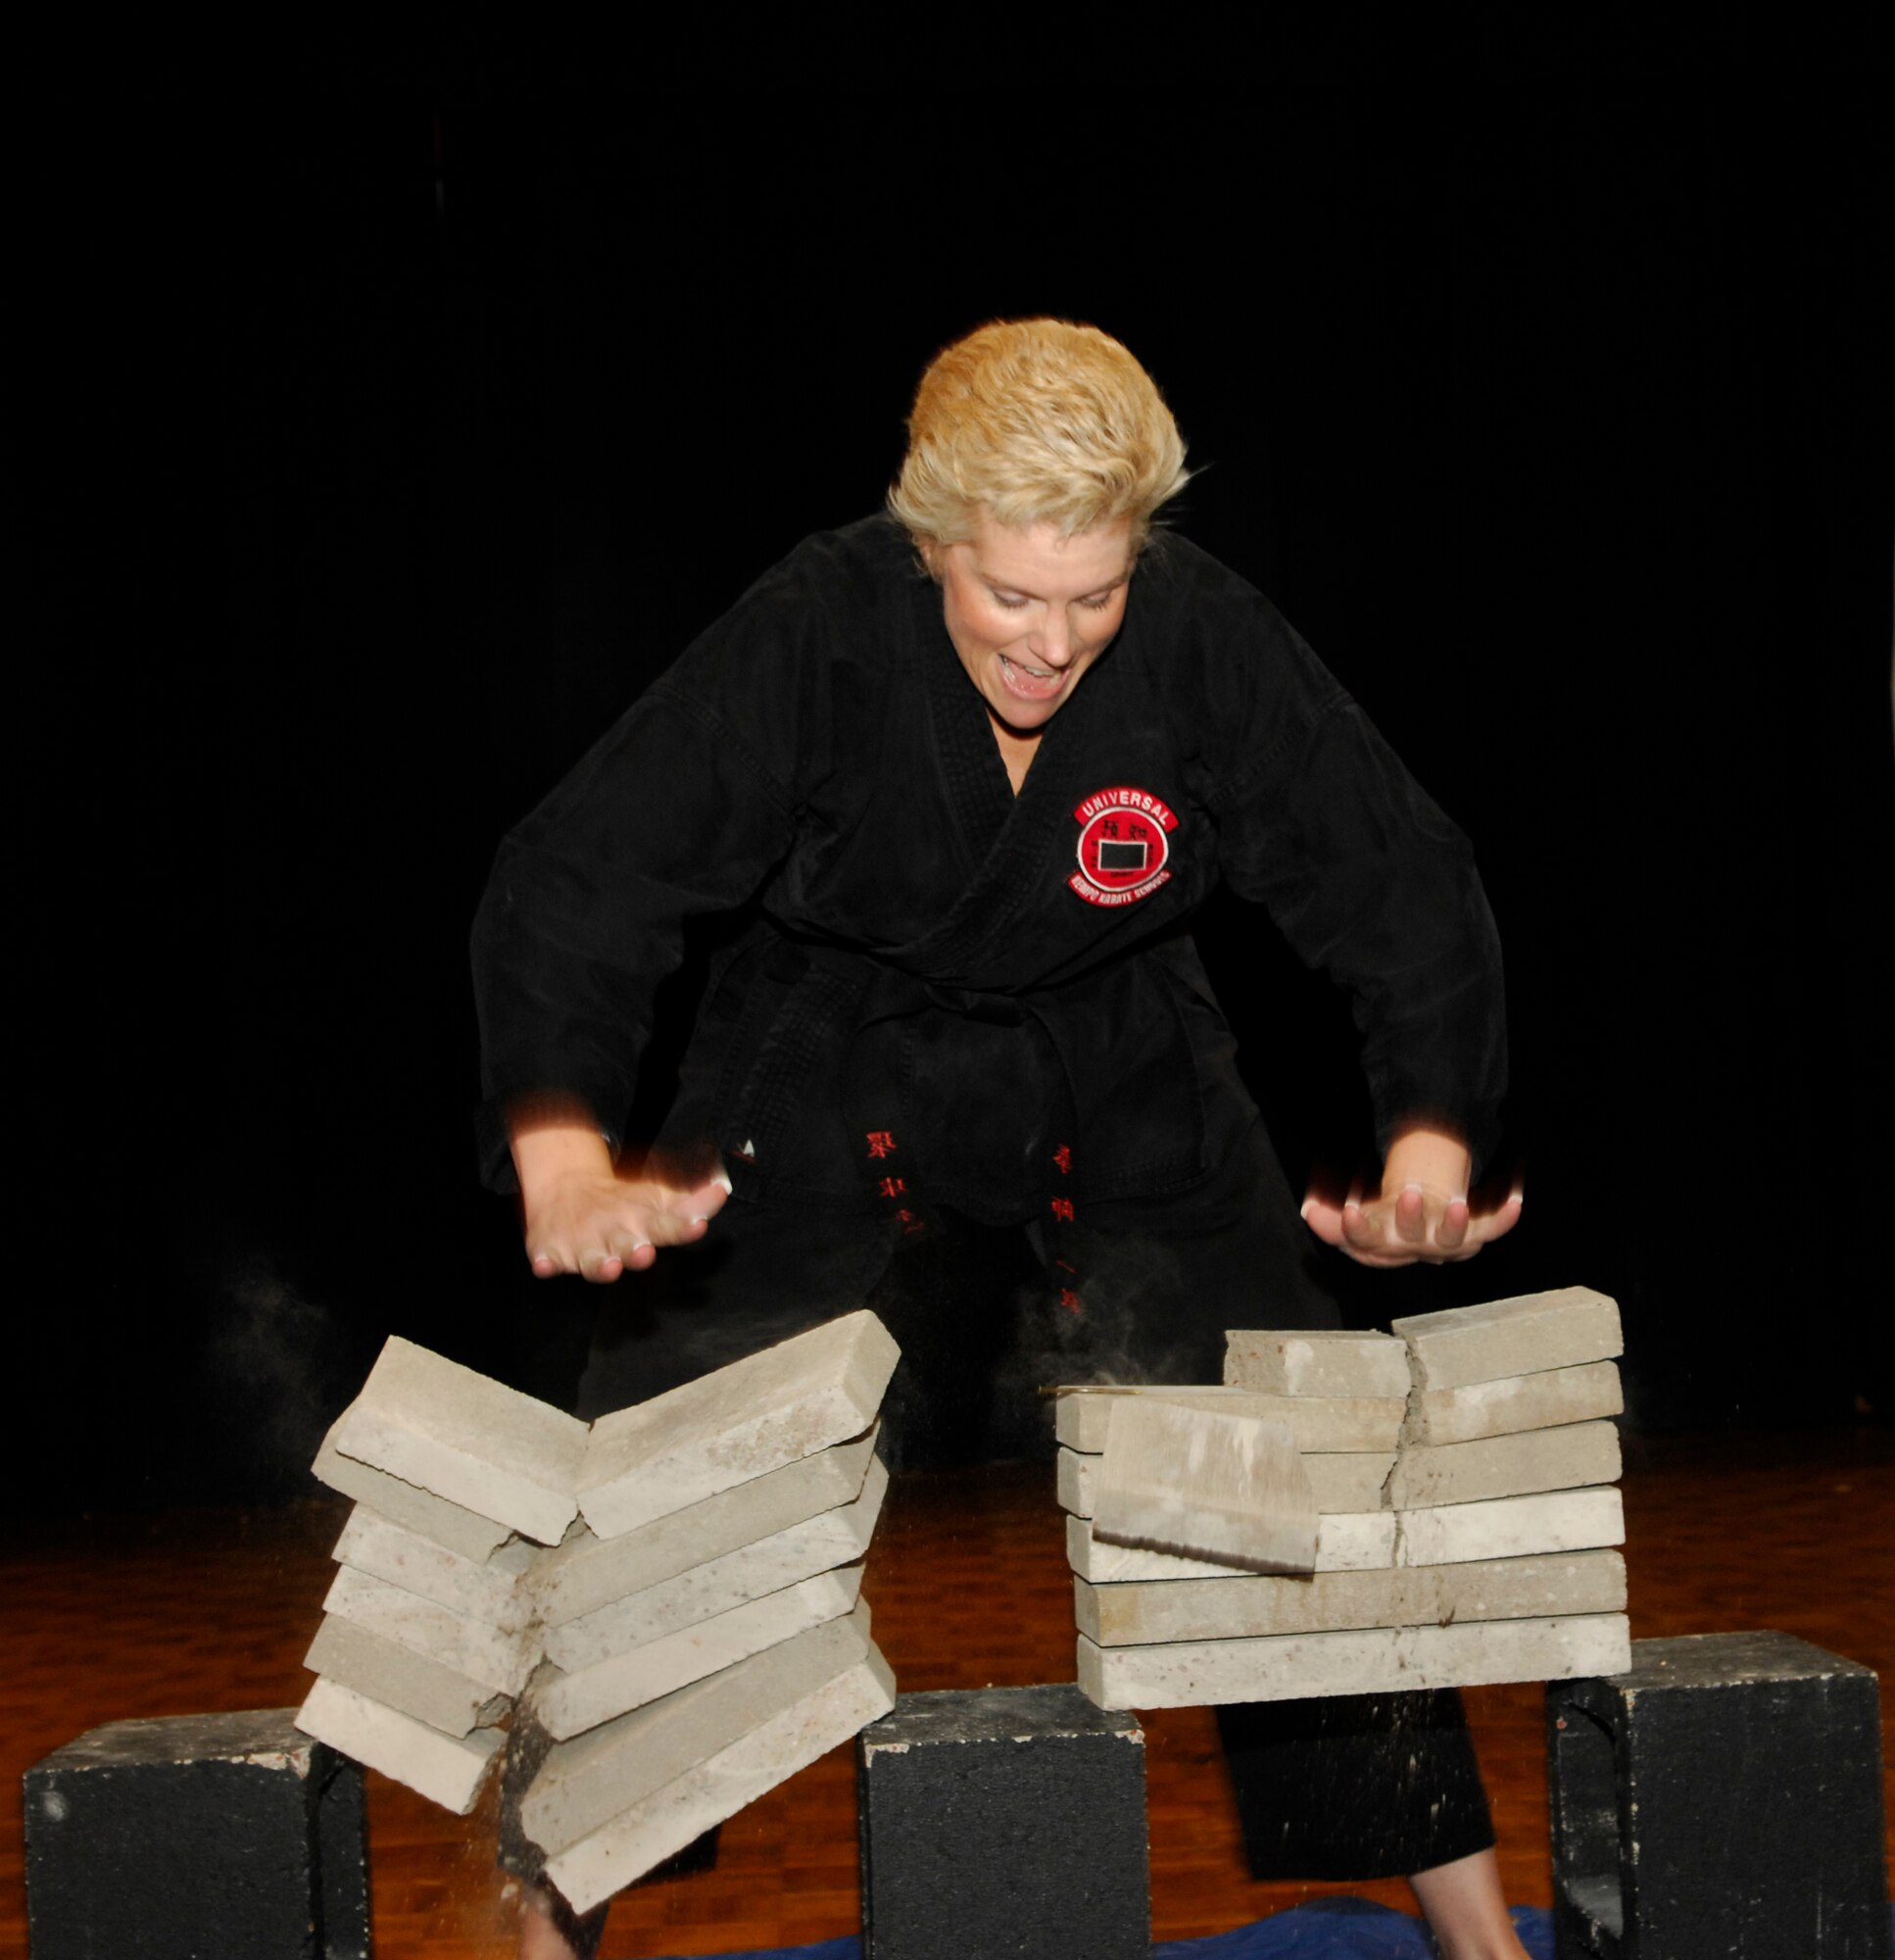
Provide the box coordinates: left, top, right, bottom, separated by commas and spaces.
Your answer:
1059, 1289, 1631, 1710
297, 1339, 583, 1813
295, 1312, 902, 1916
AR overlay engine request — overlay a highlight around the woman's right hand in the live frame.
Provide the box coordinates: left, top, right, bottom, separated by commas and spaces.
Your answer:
510, 1107, 730, 1282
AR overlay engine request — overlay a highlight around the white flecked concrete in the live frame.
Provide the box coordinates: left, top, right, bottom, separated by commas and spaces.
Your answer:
579, 1310, 899, 1539
295, 1675, 505, 1814
1402, 1360, 1625, 1446
1394, 1486, 1625, 1566
1066, 1508, 1396, 1583
313, 1417, 513, 1562
330, 1336, 588, 1544
531, 1427, 879, 1630
1386, 1419, 1622, 1510
304, 1612, 511, 1739
543, 1640, 897, 1913
545, 1456, 889, 1672
524, 1602, 874, 1857
530, 1567, 866, 1740
332, 1506, 539, 1633
1091, 1400, 1317, 1573
1056, 1388, 1405, 1455
1075, 1549, 1628, 1646
1223, 1330, 1412, 1398
1393, 1287, 1623, 1392
1078, 1611, 1632, 1709
322, 1564, 542, 1697
1060, 1446, 1392, 1519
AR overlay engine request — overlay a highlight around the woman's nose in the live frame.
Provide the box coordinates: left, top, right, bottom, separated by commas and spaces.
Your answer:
1029, 610, 1073, 666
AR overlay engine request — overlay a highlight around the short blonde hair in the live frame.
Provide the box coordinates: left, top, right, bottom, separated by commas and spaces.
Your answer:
889, 318, 1190, 553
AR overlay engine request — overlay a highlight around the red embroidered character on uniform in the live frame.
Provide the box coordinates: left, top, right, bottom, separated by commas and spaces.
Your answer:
877, 1176, 908, 1199
1049, 1196, 1075, 1223
1070, 785, 1180, 908
865, 1131, 897, 1158
1058, 1287, 1084, 1316
1052, 1144, 1073, 1176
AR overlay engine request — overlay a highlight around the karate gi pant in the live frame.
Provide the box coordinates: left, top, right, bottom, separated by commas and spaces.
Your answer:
568, 1119, 1495, 1884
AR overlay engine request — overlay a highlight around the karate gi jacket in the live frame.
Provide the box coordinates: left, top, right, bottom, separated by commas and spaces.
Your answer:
472, 516, 1505, 1225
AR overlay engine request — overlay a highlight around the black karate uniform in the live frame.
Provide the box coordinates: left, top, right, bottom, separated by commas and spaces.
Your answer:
472, 514, 1506, 1879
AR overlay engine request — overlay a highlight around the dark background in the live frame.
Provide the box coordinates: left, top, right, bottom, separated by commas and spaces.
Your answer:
17, 34, 1892, 1514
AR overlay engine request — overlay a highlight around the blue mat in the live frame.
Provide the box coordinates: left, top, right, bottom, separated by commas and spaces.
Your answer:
653, 1898, 1895, 1959
649, 1899, 1553, 1959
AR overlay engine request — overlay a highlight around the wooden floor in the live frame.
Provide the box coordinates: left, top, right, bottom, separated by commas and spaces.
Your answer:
3, 1427, 1890, 1958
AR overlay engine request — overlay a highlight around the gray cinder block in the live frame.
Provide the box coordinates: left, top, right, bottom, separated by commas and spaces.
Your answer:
1386, 1419, 1622, 1510
1403, 1359, 1625, 1446
1548, 1631, 1893, 1959
1060, 1445, 1393, 1517
330, 1335, 589, 1544
858, 1684, 1149, 1960
1066, 1508, 1397, 1583
530, 1425, 879, 1629
1222, 1328, 1412, 1398
1393, 1287, 1623, 1392
1081, 1612, 1629, 1710
24, 1708, 370, 1960
1060, 1386, 1405, 1454
578, 1309, 899, 1539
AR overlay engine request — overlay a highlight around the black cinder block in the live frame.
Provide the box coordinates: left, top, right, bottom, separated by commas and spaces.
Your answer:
24, 1708, 371, 1960
1548, 1631, 1893, 1960
857, 1684, 1148, 1960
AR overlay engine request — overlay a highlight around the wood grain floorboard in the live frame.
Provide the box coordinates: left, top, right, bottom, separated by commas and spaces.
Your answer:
2, 1428, 1889, 1958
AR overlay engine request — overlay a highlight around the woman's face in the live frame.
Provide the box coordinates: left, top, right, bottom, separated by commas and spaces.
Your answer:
929, 513, 1136, 736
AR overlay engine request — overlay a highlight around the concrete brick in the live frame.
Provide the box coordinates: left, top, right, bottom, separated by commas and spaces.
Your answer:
1067, 1509, 1395, 1583
552, 1642, 894, 1915
296, 1675, 505, 1815
545, 1455, 889, 1672
1403, 1358, 1624, 1446
525, 1602, 872, 1856
1395, 1486, 1625, 1566
330, 1335, 588, 1544
24, 1708, 368, 1960
857, 1686, 1148, 1960
1548, 1631, 1893, 1960
1077, 1549, 1627, 1646
1056, 1387, 1405, 1454
1060, 1446, 1391, 1519
322, 1564, 541, 1697
332, 1504, 539, 1633
1223, 1329, 1412, 1398
1393, 1286, 1623, 1392
531, 1426, 879, 1629
1079, 1611, 1632, 1710
314, 1416, 513, 1562
531, 1566, 866, 1740
1386, 1419, 1622, 1510
1093, 1399, 1318, 1573
578, 1309, 899, 1539
306, 1612, 512, 1739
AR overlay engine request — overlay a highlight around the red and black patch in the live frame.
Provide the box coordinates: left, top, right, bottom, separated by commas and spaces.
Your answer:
1069, 785, 1180, 908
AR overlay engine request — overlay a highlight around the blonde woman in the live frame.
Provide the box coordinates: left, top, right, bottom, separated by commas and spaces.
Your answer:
477, 319, 1528, 1960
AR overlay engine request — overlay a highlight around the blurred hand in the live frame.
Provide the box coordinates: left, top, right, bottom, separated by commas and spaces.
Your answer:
509, 1106, 729, 1283
1301, 1125, 1523, 1269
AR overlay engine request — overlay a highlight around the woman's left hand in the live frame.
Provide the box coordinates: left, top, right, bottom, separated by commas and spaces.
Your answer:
1300, 1125, 1523, 1268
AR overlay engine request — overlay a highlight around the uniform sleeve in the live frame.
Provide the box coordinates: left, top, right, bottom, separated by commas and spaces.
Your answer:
470, 555, 839, 1191
1206, 605, 1508, 1177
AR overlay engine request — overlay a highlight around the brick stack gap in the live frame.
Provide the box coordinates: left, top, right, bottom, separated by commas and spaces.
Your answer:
1057, 1287, 1631, 1709
295, 1310, 901, 1916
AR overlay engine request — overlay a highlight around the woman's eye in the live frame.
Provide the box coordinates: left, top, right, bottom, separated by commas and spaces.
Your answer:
992, 592, 1027, 611
1084, 593, 1116, 612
